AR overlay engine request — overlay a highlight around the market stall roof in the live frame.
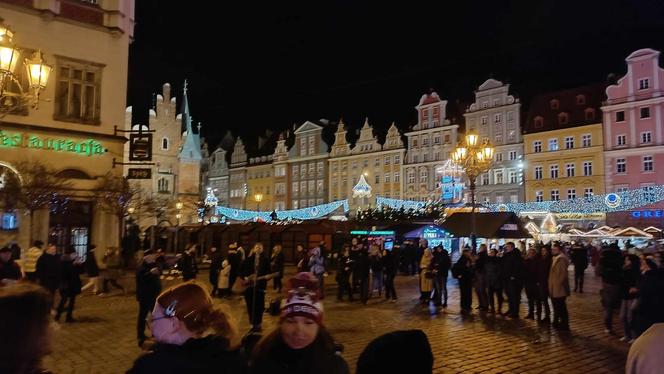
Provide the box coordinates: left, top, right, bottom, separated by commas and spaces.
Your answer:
439, 212, 531, 239
282, 220, 339, 234
611, 227, 653, 239
644, 226, 662, 234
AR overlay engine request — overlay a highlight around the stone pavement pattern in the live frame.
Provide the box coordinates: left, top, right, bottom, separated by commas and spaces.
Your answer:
43, 268, 628, 374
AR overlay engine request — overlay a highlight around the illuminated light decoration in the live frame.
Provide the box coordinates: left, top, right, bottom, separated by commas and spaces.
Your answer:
497, 204, 508, 212
215, 200, 350, 222
352, 174, 372, 198
376, 196, 426, 211
204, 187, 219, 207
540, 213, 558, 234
350, 230, 395, 236
484, 185, 664, 214
0, 130, 106, 156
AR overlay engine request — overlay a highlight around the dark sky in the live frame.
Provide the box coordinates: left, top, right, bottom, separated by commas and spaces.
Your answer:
127, 0, 664, 149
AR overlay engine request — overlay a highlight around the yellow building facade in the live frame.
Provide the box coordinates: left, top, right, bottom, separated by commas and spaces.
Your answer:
246, 158, 275, 211
524, 123, 605, 202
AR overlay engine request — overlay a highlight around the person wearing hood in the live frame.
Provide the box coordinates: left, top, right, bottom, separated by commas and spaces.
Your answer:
0, 246, 22, 283
250, 272, 349, 374
309, 246, 326, 299
356, 329, 433, 374
127, 282, 244, 374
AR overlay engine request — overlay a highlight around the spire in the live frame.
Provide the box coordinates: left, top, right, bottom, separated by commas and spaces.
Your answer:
180, 79, 192, 134
177, 79, 202, 161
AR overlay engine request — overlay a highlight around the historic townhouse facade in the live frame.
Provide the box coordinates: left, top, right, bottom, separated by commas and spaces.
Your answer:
246, 155, 275, 211
207, 147, 230, 207
403, 91, 460, 201
328, 120, 404, 211
228, 138, 248, 209
288, 121, 329, 209
602, 49, 664, 225
0, 0, 134, 253
464, 79, 524, 204
272, 134, 290, 211
523, 85, 605, 204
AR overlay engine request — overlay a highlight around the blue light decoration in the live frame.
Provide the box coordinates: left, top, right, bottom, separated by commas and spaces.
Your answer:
215, 200, 350, 222
376, 196, 426, 211
483, 186, 664, 214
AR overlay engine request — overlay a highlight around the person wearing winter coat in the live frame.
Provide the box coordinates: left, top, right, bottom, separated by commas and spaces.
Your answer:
240, 243, 272, 333
538, 245, 553, 323
569, 243, 589, 293
485, 248, 503, 314
356, 329, 433, 374
354, 243, 371, 304
632, 257, 664, 336
81, 244, 101, 295
548, 243, 570, 331
382, 246, 398, 302
369, 245, 384, 297
473, 244, 489, 311
227, 244, 242, 293
179, 246, 198, 281
250, 272, 349, 374
523, 247, 542, 320
136, 249, 163, 347
295, 244, 308, 273
626, 323, 664, 374
430, 245, 451, 307
620, 254, 641, 343
36, 243, 61, 300
270, 244, 285, 293
102, 246, 126, 294
0, 246, 22, 283
598, 243, 624, 334
56, 245, 84, 322
217, 259, 231, 298
501, 241, 524, 319
208, 246, 223, 297
22, 240, 44, 282
336, 246, 354, 301
309, 247, 326, 298
452, 249, 475, 313
418, 248, 434, 305
127, 282, 244, 374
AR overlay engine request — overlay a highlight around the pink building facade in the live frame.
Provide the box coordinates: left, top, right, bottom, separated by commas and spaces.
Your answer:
603, 49, 664, 224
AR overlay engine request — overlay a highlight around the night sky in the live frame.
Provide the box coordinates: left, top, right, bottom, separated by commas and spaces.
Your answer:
127, 0, 664, 149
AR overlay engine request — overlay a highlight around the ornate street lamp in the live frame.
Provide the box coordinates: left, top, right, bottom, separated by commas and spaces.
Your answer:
0, 19, 52, 113
254, 193, 263, 212
451, 131, 494, 252
174, 201, 183, 252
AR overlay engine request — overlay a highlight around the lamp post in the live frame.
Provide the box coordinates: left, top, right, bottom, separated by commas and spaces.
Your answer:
0, 19, 53, 115
254, 193, 263, 211
451, 131, 494, 252
174, 201, 183, 252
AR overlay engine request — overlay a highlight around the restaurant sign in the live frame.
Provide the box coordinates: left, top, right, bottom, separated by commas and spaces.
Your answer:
0, 130, 106, 157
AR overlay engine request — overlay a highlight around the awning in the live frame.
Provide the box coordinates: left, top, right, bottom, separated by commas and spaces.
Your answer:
439, 212, 532, 239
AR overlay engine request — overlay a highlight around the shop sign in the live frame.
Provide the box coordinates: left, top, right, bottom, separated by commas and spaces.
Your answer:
350, 230, 395, 236
127, 168, 152, 179
631, 210, 664, 218
555, 212, 606, 221
422, 227, 445, 239
500, 223, 518, 231
0, 130, 105, 157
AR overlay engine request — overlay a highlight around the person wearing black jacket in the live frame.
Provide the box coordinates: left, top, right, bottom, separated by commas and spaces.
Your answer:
383, 246, 398, 302
179, 246, 198, 281
354, 244, 371, 304
452, 249, 475, 313
485, 248, 503, 314
336, 246, 354, 301
501, 241, 524, 319
633, 257, 664, 336
56, 246, 83, 322
81, 244, 101, 295
227, 244, 242, 293
570, 243, 589, 293
270, 244, 285, 293
0, 246, 22, 282
620, 254, 641, 342
431, 246, 451, 307
474, 244, 489, 311
208, 247, 223, 297
523, 247, 542, 320
36, 243, 61, 303
136, 249, 162, 347
598, 243, 624, 334
538, 245, 553, 323
240, 243, 271, 333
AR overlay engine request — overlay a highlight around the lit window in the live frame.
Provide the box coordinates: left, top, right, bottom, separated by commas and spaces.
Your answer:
548, 139, 558, 151
565, 136, 574, 149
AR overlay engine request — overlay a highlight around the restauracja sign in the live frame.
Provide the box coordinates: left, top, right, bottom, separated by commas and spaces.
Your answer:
0, 130, 106, 157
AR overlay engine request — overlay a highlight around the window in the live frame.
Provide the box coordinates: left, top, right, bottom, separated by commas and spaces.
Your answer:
496, 196, 504, 204
584, 188, 594, 198
617, 134, 626, 147
161, 137, 169, 150
639, 78, 650, 90
576, 95, 586, 105
419, 169, 427, 183
316, 198, 324, 205
307, 180, 315, 194
534, 117, 544, 128
583, 161, 592, 176
643, 155, 654, 172
394, 154, 400, 164
535, 191, 543, 202
385, 155, 390, 164
275, 165, 286, 177
481, 173, 489, 185
394, 172, 400, 182
157, 178, 169, 193
641, 132, 652, 144
509, 170, 517, 184
495, 134, 503, 145
375, 174, 380, 184
535, 166, 543, 180
616, 111, 625, 122
422, 137, 429, 146
434, 151, 440, 161
566, 163, 575, 177
423, 154, 428, 162
292, 165, 299, 178
308, 163, 315, 175
548, 139, 558, 151
550, 189, 560, 201
585, 108, 595, 121
509, 151, 517, 160
316, 180, 324, 193
582, 134, 591, 148
642, 185, 656, 202
640, 107, 650, 119
299, 138, 307, 156
493, 98, 500, 106
444, 134, 450, 144
481, 116, 488, 125
495, 170, 504, 184
558, 113, 569, 125
616, 158, 626, 174
550, 99, 559, 110
567, 189, 576, 200
507, 111, 514, 121
616, 185, 629, 193
408, 170, 415, 184
494, 113, 502, 123
55, 59, 102, 124
550, 165, 559, 179
300, 181, 306, 194
317, 161, 324, 176
433, 135, 440, 144
352, 161, 358, 169
276, 183, 286, 195
510, 195, 518, 203
483, 196, 491, 204
564, 136, 574, 149
412, 138, 418, 147
412, 154, 419, 163
533, 141, 542, 153
385, 173, 390, 183
300, 199, 307, 208
495, 153, 503, 162
292, 182, 299, 195
308, 136, 315, 155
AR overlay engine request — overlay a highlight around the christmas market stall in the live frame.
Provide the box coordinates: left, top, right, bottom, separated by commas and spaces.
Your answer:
439, 212, 531, 248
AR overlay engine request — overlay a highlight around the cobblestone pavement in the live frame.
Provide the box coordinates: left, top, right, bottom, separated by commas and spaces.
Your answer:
43, 267, 628, 374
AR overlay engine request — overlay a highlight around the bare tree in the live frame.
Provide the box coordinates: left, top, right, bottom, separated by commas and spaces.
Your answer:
1, 160, 71, 244
94, 173, 140, 258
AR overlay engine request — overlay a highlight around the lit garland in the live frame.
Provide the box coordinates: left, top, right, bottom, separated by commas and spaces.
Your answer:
484, 186, 664, 214
214, 200, 350, 222
376, 196, 426, 211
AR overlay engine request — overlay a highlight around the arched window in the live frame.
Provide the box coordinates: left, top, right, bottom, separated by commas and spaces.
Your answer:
550, 99, 559, 110
558, 112, 569, 125
161, 137, 169, 150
